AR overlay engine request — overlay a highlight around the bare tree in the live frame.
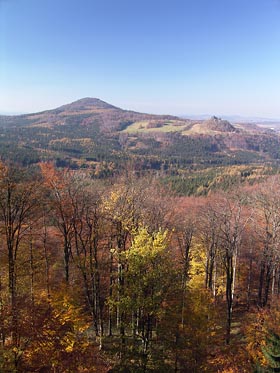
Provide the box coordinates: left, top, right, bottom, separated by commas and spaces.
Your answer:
0, 163, 40, 364
201, 192, 249, 344
254, 176, 280, 307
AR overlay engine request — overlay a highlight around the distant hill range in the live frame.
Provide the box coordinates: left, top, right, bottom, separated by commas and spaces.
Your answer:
183, 113, 280, 125
1, 97, 280, 171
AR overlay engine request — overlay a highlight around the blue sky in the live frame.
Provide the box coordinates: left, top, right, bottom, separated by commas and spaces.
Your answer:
1, 0, 280, 117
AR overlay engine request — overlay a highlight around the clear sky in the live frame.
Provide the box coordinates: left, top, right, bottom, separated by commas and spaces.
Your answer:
1, 0, 280, 118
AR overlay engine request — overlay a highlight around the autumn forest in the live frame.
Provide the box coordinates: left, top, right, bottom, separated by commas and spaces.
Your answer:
0, 159, 280, 372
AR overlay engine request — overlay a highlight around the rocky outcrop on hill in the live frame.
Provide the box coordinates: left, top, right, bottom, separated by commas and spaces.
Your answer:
204, 116, 237, 133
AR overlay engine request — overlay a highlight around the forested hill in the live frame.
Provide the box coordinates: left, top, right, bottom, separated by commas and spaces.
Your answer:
0, 97, 178, 131
1, 98, 280, 181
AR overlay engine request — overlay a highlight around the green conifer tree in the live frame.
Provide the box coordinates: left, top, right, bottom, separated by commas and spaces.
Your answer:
255, 331, 280, 372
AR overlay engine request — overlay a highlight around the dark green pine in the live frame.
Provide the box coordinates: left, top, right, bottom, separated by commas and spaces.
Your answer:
257, 332, 280, 372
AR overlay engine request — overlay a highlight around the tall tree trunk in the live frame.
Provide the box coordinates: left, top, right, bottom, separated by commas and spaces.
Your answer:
258, 260, 265, 306
225, 255, 233, 345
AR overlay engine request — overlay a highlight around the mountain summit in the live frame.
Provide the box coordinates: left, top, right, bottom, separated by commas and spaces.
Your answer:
54, 97, 120, 112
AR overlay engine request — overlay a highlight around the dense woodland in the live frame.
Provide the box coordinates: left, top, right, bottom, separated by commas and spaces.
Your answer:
1, 161, 280, 371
